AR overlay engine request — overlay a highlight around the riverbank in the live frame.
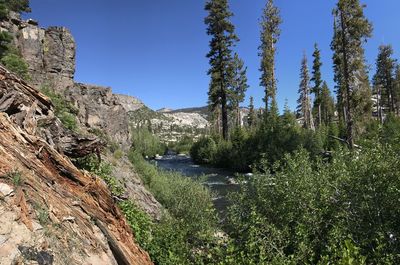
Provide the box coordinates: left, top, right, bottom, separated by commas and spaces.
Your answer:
152, 154, 240, 214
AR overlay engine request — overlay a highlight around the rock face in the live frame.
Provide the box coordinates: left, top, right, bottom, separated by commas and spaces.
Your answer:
114, 94, 144, 112
64, 84, 133, 149
0, 12, 163, 220
1, 12, 75, 90
0, 66, 153, 264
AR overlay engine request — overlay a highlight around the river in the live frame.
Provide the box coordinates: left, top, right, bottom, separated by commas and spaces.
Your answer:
153, 154, 240, 214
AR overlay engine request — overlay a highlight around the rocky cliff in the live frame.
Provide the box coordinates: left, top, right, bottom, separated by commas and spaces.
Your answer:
0, 12, 163, 221
1, 12, 75, 91
0, 66, 152, 265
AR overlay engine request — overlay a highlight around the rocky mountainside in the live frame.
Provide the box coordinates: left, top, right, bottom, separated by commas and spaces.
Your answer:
0, 66, 152, 264
0, 11, 163, 219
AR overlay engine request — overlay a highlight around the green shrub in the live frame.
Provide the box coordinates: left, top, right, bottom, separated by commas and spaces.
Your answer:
213, 140, 233, 168
40, 87, 79, 131
131, 128, 166, 157
168, 136, 193, 154
190, 137, 217, 164
128, 150, 219, 264
225, 143, 400, 264
119, 200, 153, 248
1, 52, 29, 80
113, 149, 124, 160
73, 154, 124, 196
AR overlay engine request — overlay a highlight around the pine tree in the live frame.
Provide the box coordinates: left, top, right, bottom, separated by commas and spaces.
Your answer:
248, 96, 256, 128
395, 65, 400, 115
259, 0, 282, 123
282, 99, 297, 127
311, 43, 323, 126
331, 0, 372, 148
205, 0, 238, 139
297, 53, 315, 131
7, 0, 30, 13
228, 53, 249, 128
0, 0, 30, 18
373, 45, 397, 123
320, 82, 335, 125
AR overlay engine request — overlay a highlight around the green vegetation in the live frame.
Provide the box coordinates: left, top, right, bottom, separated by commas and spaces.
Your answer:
222, 141, 400, 264
259, 0, 281, 120
0, 0, 30, 15
191, 112, 332, 172
73, 154, 124, 197
40, 87, 79, 131
167, 136, 194, 154
131, 127, 166, 157
205, 0, 245, 140
0, 32, 30, 80
0, 169, 24, 186
1, 51, 29, 79
0, 1, 31, 79
128, 150, 220, 264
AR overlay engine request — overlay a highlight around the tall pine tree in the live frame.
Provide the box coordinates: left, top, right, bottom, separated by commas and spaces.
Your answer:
311, 43, 323, 126
331, 0, 372, 148
259, 0, 282, 123
205, 0, 238, 139
320, 81, 335, 125
248, 96, 256, 128
228, 53, 249, 128
373, 45, 397, 123
297, 53, 315, 131
395, 65, 400, 115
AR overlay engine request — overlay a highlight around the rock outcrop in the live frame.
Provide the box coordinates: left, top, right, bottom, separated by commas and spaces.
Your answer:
64, 84, 133, 149
0, 12, 163, 220
1, 12, 75, 91
0, 66, 153, 264
114, 94, 144, 113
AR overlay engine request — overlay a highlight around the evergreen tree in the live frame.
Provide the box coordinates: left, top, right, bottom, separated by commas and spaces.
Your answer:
373, 45, 397, 123
297, 53, 315, 131
331, 0, 372, 148
282, 99, 297, 127
311, 43, 323, 126
395, 65, 400, 115
228, 53, 249, 128
259, 0, 282, 123
248, 96, 256, 128
7, 0, 30, 13
0, 0, 30, 18
205, 0, 238, 139
320, 82, 335, 125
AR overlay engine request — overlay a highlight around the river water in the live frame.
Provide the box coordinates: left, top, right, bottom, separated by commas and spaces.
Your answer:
153, 154, 240, 214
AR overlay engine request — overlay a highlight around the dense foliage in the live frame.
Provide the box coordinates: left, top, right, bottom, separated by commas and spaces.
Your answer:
128, 151, 220, 264
223, 141, 400, 264
0, 0, 30, 19
131, 127, 166, 157
190, 110, 336, 172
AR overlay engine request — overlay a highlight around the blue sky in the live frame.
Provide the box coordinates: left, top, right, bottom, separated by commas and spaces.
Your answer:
26, 0, 400, 111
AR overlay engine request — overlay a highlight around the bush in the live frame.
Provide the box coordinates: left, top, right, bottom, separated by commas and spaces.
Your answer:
119, 200, 153, 248
190, 137, 217, 164
128, 150, 219, 264
131, 128, 166, 157
1, 52, 29, 80
225, 143, 400, 264
168, 136, 193, 154
73, 154, 124, 196
41, 87, 79, 131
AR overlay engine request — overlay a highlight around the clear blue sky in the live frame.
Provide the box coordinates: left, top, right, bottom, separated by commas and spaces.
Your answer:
26, 0, 400, 111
